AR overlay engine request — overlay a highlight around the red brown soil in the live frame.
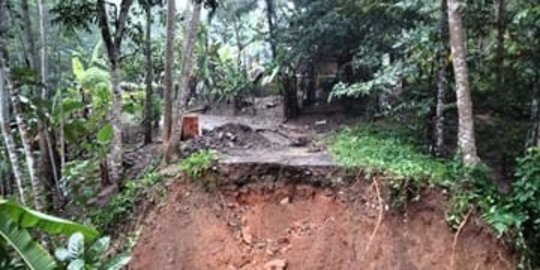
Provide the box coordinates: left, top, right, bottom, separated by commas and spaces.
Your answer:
130, 178, 514, 270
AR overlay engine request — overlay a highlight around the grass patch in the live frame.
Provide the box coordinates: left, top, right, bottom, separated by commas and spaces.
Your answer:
330, 124, 447, 184
179, 150, 219, 189
330, 124, 448, 208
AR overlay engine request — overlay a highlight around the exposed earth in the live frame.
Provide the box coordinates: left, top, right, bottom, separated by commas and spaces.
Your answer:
131, 175, 514, 270
129, 100, 515, 269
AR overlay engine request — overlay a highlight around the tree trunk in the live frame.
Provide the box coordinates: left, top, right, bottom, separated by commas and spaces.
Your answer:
447, 0, 480, 165
96, 0, 133, 184
282, 74, 299, 119
525, 85, 539, 150
108, 61, 124, 184
21, 0, 37, 68
434, 0, 449, 157
0, 54, 44, 211
59, 87, 66, 174
143, 5, 153, 144
37, 0, 61, 207
495, 0, 506, 89
164, 2, 202, 162
162, 0, 176, 144
38, 0, 47, 88
1, 0, 45, 210
232, 19, 243, 72
0, 66, 26, 205
264, 0, 277, 59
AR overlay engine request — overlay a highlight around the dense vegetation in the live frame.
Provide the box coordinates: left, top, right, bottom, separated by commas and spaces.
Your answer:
0, 0, 538, 268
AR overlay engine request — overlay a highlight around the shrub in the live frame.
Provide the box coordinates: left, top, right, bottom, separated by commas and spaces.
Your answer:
179, 150, 218, 188
483, 148, 540, 269
91, 171, 163, 232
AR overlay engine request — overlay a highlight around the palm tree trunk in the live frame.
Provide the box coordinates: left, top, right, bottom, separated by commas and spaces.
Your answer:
162, 0, 176, 144
447, 0, 480, 166
143, 5, 153, 145
0, 68, 26, 205
164, 2, 202, 162
1, 0, 44, 210
434, 0, 448, 157
9, 79, 45, 211
1, 66, 44, 211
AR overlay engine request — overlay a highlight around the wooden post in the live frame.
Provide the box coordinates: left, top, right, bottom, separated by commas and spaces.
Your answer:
181, 114, 199, 140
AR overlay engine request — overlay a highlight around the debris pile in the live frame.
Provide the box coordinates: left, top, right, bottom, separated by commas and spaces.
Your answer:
181, 123, 272, 155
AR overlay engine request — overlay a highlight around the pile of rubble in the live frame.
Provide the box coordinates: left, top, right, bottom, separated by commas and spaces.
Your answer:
181, 123, 272, 155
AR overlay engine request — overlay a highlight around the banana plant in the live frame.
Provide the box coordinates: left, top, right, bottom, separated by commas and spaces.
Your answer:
0, 200, 99, 270
55, 233, 130, 270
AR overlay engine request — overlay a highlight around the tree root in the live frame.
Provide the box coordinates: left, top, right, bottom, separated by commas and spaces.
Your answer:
361, 179, 383, 261
451, 207, 473, 269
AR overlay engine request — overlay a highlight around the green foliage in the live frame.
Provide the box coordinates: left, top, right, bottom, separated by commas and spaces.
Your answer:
0, 200, 99, 270
0, 200, 99, 242
330, 123, 447, 207
55, 233, 130, 270
200, 43, 254, 102
0, 212, 56, 270
479, 148, 540, 269
330, 60, 410, 100
444, 157, 499, 229
96, 124, 114, 145
180, 150, 217, 179
330, 124, 447, 183
442, 148, 540, 269
91, 171, 163, 231
180, 150, 218, 188
509, 148, 540, 269
60, 160, 101, 212
330, 126, 540, 267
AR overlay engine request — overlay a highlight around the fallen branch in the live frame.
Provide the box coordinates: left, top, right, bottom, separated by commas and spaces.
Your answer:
361, 179, 383, 261
451, 207, 473, 269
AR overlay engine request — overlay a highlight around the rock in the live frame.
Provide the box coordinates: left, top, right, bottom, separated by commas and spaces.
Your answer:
241, 226, 253, 244
290, 136, 309, 147
264, 259, 287, 270
280, 197, 290, 205
225, 132, 237, 141
255, 241, 267, 249
315, 120, 327, 126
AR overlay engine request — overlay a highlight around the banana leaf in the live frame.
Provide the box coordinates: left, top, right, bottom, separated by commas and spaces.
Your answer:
0, 199, 99, 242
0, 212, 57, 270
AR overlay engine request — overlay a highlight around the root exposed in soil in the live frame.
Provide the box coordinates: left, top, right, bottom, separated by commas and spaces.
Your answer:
131, 171, 514, 270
